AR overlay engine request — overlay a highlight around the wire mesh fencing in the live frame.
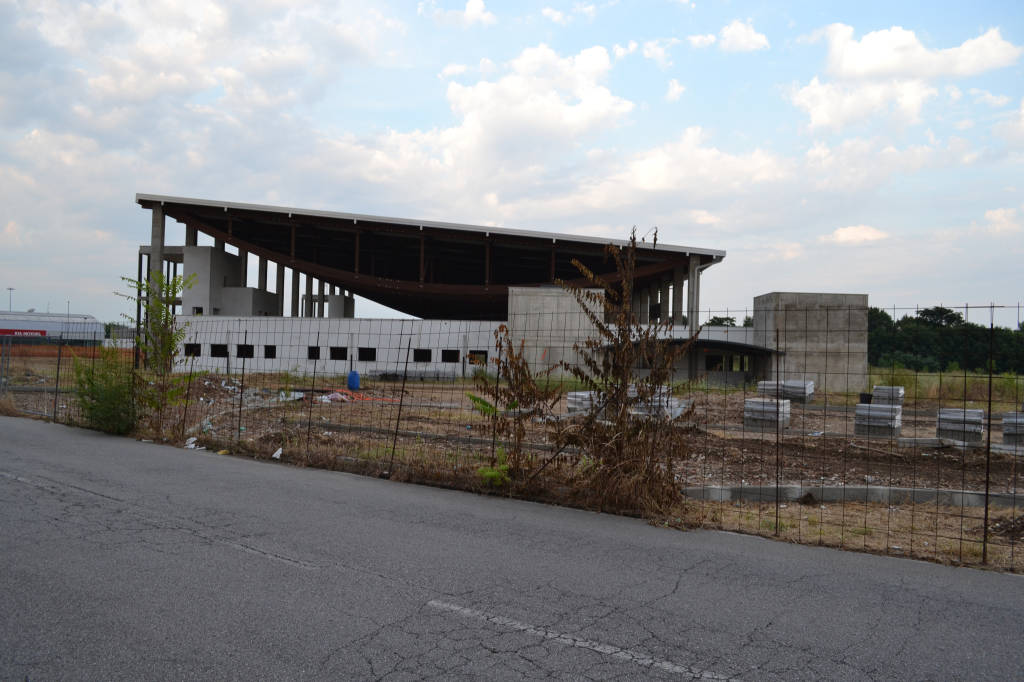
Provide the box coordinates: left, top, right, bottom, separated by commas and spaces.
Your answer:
3, 301, 1023, 570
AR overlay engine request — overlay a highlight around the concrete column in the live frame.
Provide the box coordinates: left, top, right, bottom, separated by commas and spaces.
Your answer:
659, 281, 670, 322
214, 238, 224, 251
304, 275, 313, 317
275, 263, 285, 316
258, 257, 267, 291
290, 269, 300, 317
185, 224, 198, 247
648, 285, 659, 321
319, 280, 327, 317
687, 255, 701, 332
344, 295, 355, 318
639, 287, 650, 324
148, 204, 164, 289
238, 249, 248, 287
672, 266, 685, 325
687, 255, 702, 379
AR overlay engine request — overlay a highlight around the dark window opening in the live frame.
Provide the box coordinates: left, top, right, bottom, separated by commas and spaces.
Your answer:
184, 343, 201, 357
441, 349, 459, 363
307, 346, 320, 360
330, 346, 348, 361
211, 344, 228, 358
264, 345, 277, 359
413, 348, 431, 362
191, 307, 204, 316
237, 344, 254, 359
358, 347, 376, 361
468, 350, 488, 366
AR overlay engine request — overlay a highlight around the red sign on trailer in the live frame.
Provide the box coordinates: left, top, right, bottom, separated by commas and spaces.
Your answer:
0, 329, 47, 336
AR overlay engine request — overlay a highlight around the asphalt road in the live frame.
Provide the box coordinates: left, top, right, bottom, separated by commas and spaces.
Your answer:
2, 416, 1023, 680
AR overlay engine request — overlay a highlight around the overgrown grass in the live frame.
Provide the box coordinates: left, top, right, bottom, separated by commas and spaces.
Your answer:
869, 366, 1023, 406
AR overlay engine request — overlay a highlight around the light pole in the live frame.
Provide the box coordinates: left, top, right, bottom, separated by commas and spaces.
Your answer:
6, 287, 12, 312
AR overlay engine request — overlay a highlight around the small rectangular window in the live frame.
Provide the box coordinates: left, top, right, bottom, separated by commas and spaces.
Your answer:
191, 307, 204, 316
211, 344, 228, 358
413, 348, 431, 362
237, 344, 254, 359
307, 346, 321, 360
468, 350, 488, 366
184, 343, 201, 357
358, 347, 376, 361
441, 349, 459, 363
264, 345, 277, 359
330, 346, 348, 360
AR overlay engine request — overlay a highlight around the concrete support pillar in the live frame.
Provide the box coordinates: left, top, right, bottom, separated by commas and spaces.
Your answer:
258, 257, 267, 291
672, 266, 685, 325
275, 263, 285, 316
290, 269, 300, 317
214, 238, 224, 251
344, 294, 355, 318
648, 285, 659, 321
148, 204, 165, 289
238, 249, 248, 287
687, 255, 702, 379
687, 255, 701, 332
185, 224, 198, 247
319, 280, 327, 317
304, 275, 313, 317
659, 281, 670, 322
639, 287, 650, 324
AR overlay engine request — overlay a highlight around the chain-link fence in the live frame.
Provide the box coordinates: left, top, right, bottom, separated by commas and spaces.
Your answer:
2, 302, 1022, 570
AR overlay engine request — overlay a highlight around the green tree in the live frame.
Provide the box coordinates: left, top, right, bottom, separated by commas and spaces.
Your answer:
706, 316, 736, 327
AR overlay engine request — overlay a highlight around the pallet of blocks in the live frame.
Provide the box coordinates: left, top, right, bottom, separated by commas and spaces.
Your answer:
756, 380, 814, 403
744, 398, 791, 430
1003, 413, 1024, 446
936, 408, 985, 444
871, 385, 905, 406
854, 403, 902, 438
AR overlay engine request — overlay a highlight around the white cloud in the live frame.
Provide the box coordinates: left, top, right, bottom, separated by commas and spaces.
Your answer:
418, 0, 496, 27
819, 224, 889, 244
665, 79, 685, 102
642, 38, 680, 67
438, 63, 468, 79
995, 98, 1024, 143
983, 208, 1021, 234
541, 7, 568, 25
689, 209, 721, 225
613, 41, 638, 59
719, 19, 769, 52
791, 77, 937, 129
946, 85, 962, 101
574, 3, 596, 19
687, 34, 716, 48
819, 24, 1022, 79
954, 119, 974, 130
970, 88, 1010, 107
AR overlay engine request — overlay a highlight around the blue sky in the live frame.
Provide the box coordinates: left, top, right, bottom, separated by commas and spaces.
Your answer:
1, 0, 1022, 324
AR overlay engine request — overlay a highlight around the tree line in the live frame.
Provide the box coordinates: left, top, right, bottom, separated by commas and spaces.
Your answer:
869, 306, 1024, 373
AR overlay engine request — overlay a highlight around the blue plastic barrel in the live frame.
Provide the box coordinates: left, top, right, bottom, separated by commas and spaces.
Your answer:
347, 370, 360, 391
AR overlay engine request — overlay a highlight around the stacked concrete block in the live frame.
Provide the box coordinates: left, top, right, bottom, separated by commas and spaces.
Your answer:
756, 380, 815, 403
567, 386, 687, 420
854, 404, 902, 438
1003, 413, 1024, 446
936, 408, 985, 444
872, 385, 905, 406
744, 398, 791, 430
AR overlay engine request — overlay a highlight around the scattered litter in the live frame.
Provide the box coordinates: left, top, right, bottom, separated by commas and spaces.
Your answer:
278, 391, 304, 401
184, 436, 198, 450
140, 439, 152, 443
239, 426, 246, 432
217, 449, 229, 455
272, 447, 282, 460
809, 431, 824, 437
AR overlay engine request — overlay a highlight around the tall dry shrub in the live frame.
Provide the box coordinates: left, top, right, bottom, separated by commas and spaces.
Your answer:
556, 230, 696, 513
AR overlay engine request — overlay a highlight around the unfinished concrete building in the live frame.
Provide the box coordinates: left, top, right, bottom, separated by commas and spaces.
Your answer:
136, 194, 868, 390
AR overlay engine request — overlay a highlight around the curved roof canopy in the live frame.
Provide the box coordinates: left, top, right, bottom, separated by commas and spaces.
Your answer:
138, 194, 725, 320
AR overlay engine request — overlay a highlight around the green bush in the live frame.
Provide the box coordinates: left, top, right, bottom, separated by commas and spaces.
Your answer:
74, 349, 136, 434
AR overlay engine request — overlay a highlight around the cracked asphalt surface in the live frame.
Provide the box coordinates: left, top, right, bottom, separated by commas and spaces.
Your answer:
2, 416, 1023, 680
